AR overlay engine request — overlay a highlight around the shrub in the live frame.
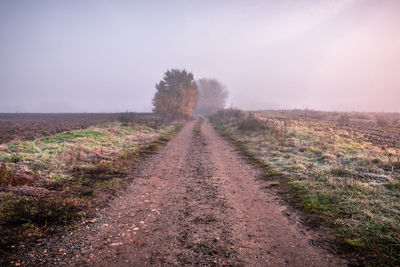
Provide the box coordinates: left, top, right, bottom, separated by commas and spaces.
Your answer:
117, 112, 135, 125
237, 113, 269, 132
376, 115, 389, 127
210, 108, 245, 123
338, 114, 350, 126
0, 163, 11, 186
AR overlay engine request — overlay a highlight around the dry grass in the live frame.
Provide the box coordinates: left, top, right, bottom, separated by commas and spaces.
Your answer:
0, 117, 180, 253
212, 109, 400, 265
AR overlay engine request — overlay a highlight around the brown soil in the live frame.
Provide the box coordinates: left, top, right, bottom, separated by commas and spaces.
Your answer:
16, 119, 347, 266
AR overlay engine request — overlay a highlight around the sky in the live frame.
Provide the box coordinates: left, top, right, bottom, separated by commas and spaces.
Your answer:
0, 0, 399, 113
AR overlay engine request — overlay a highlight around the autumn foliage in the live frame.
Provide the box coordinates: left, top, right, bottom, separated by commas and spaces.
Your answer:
153, 69, 198, 119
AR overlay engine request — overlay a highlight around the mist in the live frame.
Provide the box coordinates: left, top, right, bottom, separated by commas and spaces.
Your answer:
1, 0, 399, 113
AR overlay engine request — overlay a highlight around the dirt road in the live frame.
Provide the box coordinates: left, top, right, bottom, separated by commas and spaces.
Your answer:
21, 119, 346, 266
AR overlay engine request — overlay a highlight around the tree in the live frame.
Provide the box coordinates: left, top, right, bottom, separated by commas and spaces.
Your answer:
194, 78, 228, 116
152, 69, 198, 119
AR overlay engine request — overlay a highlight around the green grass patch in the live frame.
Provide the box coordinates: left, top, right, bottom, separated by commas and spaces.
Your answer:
41, 129, 103, 144
301, 192, 335, 213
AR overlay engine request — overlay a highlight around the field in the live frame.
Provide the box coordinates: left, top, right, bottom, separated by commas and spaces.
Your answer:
0, 113, 127, 144
211, 109, 400, 265
3, 109, 400, 265
0, 113, 180, 264
5, 118, 347, 266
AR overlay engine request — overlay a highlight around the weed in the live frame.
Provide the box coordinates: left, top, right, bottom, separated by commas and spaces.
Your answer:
194, 121, 202, 135
7, 144, 19, 153
382, 144, 400, 171
301, 192, 334, 213
237, 113, 268, 132
338, 114, 350, 126
10, 154, 23, 163
0, 163, 12, 186
376, 115, 389, 127
330, 168, 352, 177
345, 238, 366, 248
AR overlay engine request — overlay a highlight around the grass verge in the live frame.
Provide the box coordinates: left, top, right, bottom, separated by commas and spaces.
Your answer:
211, 109, 400, 266
0, 119, 182, 263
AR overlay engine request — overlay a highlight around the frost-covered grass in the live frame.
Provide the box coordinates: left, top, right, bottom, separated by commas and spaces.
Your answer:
212, 109, 400, 265
0, 122, 174, 185
0, 119, 179, 252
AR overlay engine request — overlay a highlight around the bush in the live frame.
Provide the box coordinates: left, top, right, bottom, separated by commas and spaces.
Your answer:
337, 114, 350, 126
210, 108, 245, 123
376, 115, 389, 127
117, 112, 135, 125
237, 113, 269, 132
0, 163, 11, 186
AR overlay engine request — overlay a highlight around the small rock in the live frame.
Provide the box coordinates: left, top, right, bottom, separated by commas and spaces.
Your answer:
110, 242, 123, 247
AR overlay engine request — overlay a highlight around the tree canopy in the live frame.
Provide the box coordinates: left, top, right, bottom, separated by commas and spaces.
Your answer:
194, 78, 228, 116
152, 69, 198, 119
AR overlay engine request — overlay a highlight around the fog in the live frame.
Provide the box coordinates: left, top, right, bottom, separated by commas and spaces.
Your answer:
1, 0, 399, 113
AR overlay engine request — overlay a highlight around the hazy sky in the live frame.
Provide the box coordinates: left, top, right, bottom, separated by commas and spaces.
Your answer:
1, 0, 399, 112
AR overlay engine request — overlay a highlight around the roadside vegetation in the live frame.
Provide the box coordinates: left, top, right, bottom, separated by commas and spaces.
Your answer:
211, 108, 400, 265
0, 114, 180, 260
